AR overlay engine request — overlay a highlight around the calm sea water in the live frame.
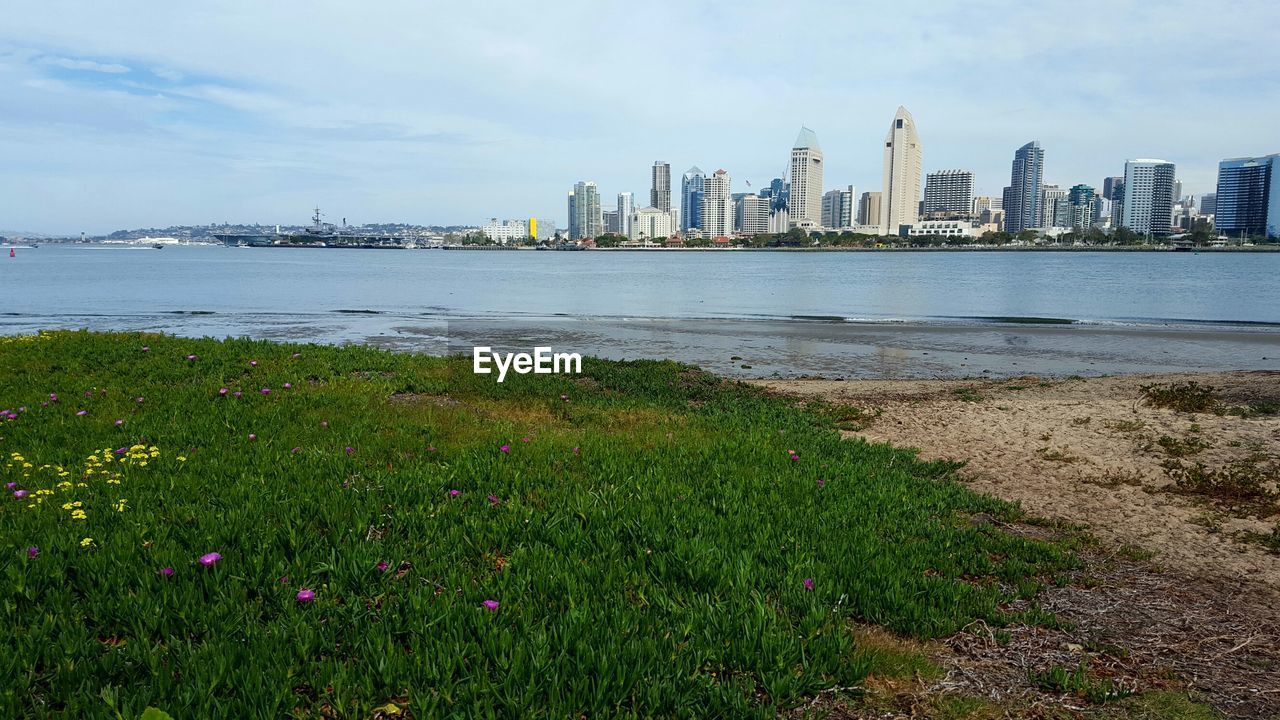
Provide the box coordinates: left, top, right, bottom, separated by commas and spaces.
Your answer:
3, 245, 1278, 378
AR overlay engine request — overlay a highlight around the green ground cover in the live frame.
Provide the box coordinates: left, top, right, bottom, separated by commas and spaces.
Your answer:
0, 331, 1074, 718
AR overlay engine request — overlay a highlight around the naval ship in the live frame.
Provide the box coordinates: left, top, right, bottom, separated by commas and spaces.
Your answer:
213, 209, 414, 249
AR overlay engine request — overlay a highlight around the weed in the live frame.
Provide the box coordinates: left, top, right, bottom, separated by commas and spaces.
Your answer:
1140, 382, 1218, 413
1028, 663, 1134, 703
1156, 434, 1211, 458
1039, 447, 1080, 464
1085, 468, 1145, 489
1104, 419, 1147, 433
1070, 416, 1092, 426
1162, 458, 1279, 513
953, 386, 984, 402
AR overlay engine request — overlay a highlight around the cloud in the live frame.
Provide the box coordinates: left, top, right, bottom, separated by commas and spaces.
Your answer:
39, 55, 129, 73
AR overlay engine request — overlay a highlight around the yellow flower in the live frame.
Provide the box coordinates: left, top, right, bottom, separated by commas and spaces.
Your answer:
115, 499, 127, 512
138, 461, 148, 467
80, 537, 94, 547
177, 456, 187, 462
71, 509, 87, 520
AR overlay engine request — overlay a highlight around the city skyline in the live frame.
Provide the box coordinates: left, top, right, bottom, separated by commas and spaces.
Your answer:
2, 1, 1279, 234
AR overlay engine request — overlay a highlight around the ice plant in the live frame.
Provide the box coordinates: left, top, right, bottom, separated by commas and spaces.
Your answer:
499, 444, 510, 453
141, 346, 149, 352
218, 388, 228, 397
49, 393, 58, 402
296, 588, 316, 603
803, 578, 815, 591
76, 410, 88, 417
345, 446, 354, 456
260, 388, 271, 395
5, 482, 14, 489
27, 546, 38, 559
248, 433, 257, 441
233, 391, 242, 398
448, 489, 460, 497
198, 552, 222, 567
186, 354, 197, 361
377, 560, 389, 572
487, 495, 500, 505
250, 360, 258, 367
482, 600, 500, 611
291, 447, 301, 455
115, 419, 123, 426
283, 382, 292, 390
13, 489, 28, 499
158, 567, 174, 577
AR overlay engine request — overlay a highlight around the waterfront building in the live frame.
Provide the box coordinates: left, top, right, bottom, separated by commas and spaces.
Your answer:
881, 106, 923, 233
629, 206, 674, 242
530, 218, 557, 240
858, 191, 883, 228
617, 192, 634, 237
972, 195, 1002, 215
651, 162, 671, 211
1215, 154, 1280, 238
923, 170, 973, 217
907, 220, 979, 238
821, 185, 855, 229
1067, 184, 1096, 230
701, 169, 733, 237
1102, 176, 1124, 201
1120, 159, 1176, 236
603, 210, 620, 235
735, 194, 770, 235
1040, 184, 1068, 228
568, 181, 602, 240
1004, 141, 1045, 233
681, 167, 705, 232
789, 127, 824, 228
1199, 192, 1217, 216
481, 218, 532, 244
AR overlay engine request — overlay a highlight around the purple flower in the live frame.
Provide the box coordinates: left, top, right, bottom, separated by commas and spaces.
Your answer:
141, 346, 150, 352
5, 482, 15, 489
250, 360, 258, 367
296, 588, 315, 603
198, 552, 222, 567
49, 393, 58, 402
482, 600, 500, 611
75, 410, 88, 417
377, 560, 389, 572
290, 447, 300, 455
13, 489, 29, 499
260, 388, 271, 395
115, 419, 124, 427
803, 578, 815, 591
278, 575, 289, 583
248, 434, 257, 441
487, 495, 500, 505
27, 546, 39, 559
499, 444, 510, 454
344, 446, 354, 456
115, 447, 127, 455
448, 489, 460, 498
283, 383, 292, 390
158, 567, 174, 577
816, 478, 825, 487
218, 388, 228, 397
187, 354, 197, 361
233, 391, 242, 398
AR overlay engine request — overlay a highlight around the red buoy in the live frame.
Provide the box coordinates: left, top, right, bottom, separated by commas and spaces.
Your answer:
8, 248, 13, 258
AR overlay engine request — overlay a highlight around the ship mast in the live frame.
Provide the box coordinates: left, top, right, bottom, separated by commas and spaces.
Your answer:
313, 207, 323, 230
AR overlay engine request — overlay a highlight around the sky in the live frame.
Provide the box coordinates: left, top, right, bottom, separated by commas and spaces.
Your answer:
1, 0, 1277, 235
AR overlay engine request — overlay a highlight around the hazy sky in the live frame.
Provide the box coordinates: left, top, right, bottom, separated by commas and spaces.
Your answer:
2, 0, 1277, 234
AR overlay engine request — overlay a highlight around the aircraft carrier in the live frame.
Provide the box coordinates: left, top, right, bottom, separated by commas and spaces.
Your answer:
213, 209, 416, 249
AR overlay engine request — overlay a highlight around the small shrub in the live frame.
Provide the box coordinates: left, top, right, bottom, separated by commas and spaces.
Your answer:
1162, 459, 1279, 512
953, 386, 984, 402
1070, 416, 1092, 426
1155, 434, 1210, 458
1103, 419, 1146, 433
1140, 382, 1218, 413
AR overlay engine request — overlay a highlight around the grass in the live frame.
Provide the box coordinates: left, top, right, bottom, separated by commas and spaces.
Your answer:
1155, 434, 1211, 458
952, 386, 984, 403
0, 332, 1076, 718
1027, 663, 1133, 704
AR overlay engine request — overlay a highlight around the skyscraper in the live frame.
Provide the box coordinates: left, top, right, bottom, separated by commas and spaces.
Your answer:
1040, 184, 1068, 228
735, 194, 770, 235
1102, 176, 1124, 201
789, 127, 823, 228
858, 191, 883, 228
881, 106, 923, 233
923, 170, 973, 217
1120, 159, 1176, 236
1215, 154, 1280, 238
1067, 184, 1096, 230
1004, 141, 1045, 233
820, 186, 855, 229
681, 167, 705, 232
1199, 193, 1217, 216
617, 192, 634, 238
651, 162, 671, 211
568, 181, 602, 240
701, 169, 733, 237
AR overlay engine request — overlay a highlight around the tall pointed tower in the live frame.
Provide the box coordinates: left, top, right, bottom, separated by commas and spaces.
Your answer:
789, 127, 823, 228
881, 107, 922, 234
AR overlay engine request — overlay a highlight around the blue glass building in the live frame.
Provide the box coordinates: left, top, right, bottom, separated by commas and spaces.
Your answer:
681, 167, 705, 232
1215, 154, 1280, 238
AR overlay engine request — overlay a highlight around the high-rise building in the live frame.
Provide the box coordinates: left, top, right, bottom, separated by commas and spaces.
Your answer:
820, 185, 855, 229
681, 167, 705, 232
529, 218, 557, 241
881, 106, 923, 233
1004, 141, 1045, 233
972, 195, 1002, 215
789, 127, 823, 228
1215, 154, 1280, 238
628, 207, 674, 241
617, 192, 634, 238
1102, 176, 1124, 201
651, 162, 671, 211
1067, 184, 1096, 230
701, 169, 733, 237
923, 170, 974, 217
1173, 179, 1184, 204
1040, 184, 1068, 228
858, 191, 883, 228
1199, 192, 1217, 216
735, 194, 770, 235
1120, 159, 1176, 236
602, 210, 620, 234
568, 181, 602, 240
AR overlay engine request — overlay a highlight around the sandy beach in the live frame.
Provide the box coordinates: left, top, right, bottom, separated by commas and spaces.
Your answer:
752, 371, 1280, 589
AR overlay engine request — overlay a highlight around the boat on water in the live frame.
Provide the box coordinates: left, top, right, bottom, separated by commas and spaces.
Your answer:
213, 208, 413, 249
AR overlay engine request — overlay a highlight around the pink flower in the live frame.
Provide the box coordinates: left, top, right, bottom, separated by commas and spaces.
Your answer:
499, 444, 510, 453
158, 567, 174, 577
572, 447, 580, 455
27, 546, 39, 559
141, 346, 150, 352
803, 578, 815, 591
522, 437, 530, 443
448, 489, 460, 498
427, 446, 436, 453
290, 447, 300, 455
5, 482, 15, 489
560, 394, 569, 402
816, 478, 825, 487
278, 575, 289, 583
198, 552, 222, 567
250, 360, 258, 367
13, 490, 29, 499
218, 388, 228, 397
248, 433, 257, 441
487, 495, 500, 505
296, 588, 316, 603
482, 600, 500, 611
115, 419, 124, 427
260, 388, 271, 395
377, 561, 389, 572
187, 354, 197, 361
49, 393, 58, 402
345, 446, 354, 456
75, 410, 87, 417
283, 383, 292, 390
136, 396, 145, 403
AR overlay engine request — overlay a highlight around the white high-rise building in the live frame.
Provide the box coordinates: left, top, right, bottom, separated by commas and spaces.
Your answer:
789, 127, 823, 228
628, 207, 674, 241
923, 170, 973, 217
701, 169, 733, 237
882, 106, 923, 234
821, 185, 856, 229
735, 194, 770, 235
568, 181, 602, 240
1040, 184, 1068, 228
651, 162, 671, 211
1121, 159, 1177, 236
617, 192, 634, 238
